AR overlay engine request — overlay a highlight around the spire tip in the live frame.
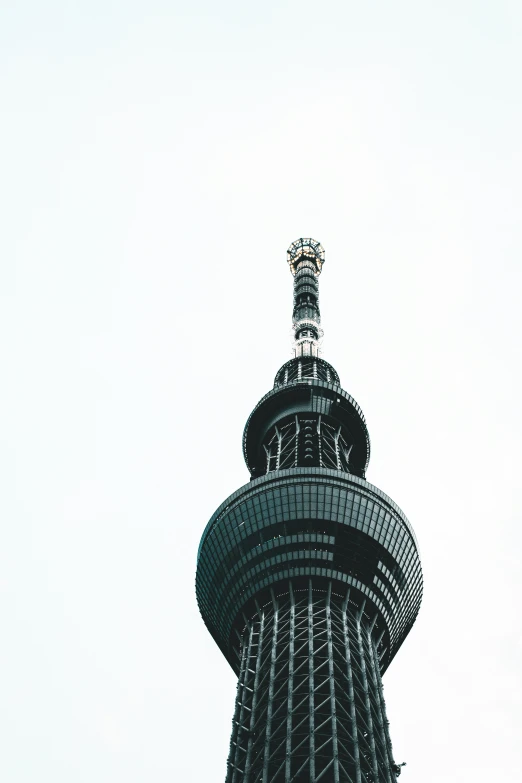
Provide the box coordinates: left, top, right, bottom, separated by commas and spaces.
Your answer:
287, 238, 325, 276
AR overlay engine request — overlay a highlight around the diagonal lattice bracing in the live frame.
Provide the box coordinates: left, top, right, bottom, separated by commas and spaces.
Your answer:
226, 581, 399, 783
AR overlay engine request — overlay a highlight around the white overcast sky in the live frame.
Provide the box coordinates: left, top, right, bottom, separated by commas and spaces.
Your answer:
2, 2, 522, 781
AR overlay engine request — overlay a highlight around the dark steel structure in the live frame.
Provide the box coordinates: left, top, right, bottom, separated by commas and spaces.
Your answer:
196, 239, 422, 782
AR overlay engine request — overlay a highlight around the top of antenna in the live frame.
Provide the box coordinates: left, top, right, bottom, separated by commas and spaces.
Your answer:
287, 238, 325, 276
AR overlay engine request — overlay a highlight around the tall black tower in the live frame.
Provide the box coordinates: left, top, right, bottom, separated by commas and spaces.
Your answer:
196, 239, 422, 782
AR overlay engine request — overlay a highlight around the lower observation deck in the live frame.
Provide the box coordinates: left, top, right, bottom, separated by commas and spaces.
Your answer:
196, 468, 422, 676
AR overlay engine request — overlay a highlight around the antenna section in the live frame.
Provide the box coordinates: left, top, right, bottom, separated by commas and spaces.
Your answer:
287, 238, 325, 357
287, 237, 325, 275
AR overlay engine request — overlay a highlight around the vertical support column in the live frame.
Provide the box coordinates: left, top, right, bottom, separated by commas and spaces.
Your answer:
334, 426, 341, 470
262, 593, 279, 783
356, 605, 380, 783
244, 608, 266, 781
263, 444, 270, 475
308, 579, 316, 782
325, 583, 340, 783
285, 583, 295, 783
230, 623, 254, 783
366, 615, 392, 783
317, 416, 323, 468
342, 590, 361, 783
370, 635, 396, 782
294, 416, 300, 467
275, 426, 281, 470
228, 633, 249, 783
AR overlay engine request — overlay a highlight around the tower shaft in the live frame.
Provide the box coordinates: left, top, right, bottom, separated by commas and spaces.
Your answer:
227, 582, 395, 783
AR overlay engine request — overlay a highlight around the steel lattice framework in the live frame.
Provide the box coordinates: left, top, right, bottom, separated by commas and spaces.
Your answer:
196, 239, 422, 782
228, 583, 398, 783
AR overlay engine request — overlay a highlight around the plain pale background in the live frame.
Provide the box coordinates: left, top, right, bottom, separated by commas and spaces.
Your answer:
1, 1, 522, 781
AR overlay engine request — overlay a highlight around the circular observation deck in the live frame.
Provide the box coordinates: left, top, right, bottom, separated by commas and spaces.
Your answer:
274, 357, 340, 387
243, 377, 370, 480
196, 468, 422, 676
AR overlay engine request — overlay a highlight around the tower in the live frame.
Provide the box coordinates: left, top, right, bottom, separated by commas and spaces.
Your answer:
196, 239, 422, 782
